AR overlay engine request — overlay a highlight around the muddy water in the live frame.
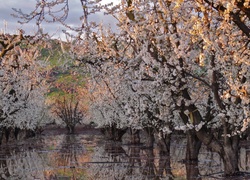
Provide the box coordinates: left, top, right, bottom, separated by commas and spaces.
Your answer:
0, 130, 250, 180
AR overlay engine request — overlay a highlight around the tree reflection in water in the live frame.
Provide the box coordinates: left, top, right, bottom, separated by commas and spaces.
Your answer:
1, 134, 250, 179
158, 150, 173, 179
44, 134, 89, 179
0, 134, 93, 179
88, 142, 174, 179
0, 147, 10, 179
186, 161, 201, 180
0, 145, 48, 179
53, 135, 84, 169
89, 137, 250, 180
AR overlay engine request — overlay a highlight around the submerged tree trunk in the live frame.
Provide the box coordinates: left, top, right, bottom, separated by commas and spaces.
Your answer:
26, 129, 36, 138
190, 104, 240, 176
101, 124, 127, 141
186, 161, 201, 180
0, 127, 4, 145
144, 127, 155, 148
104, 142, 126, 160
158, 132, 171, 154
186, 130, 202, 162
157, 133, 173, 179
112, 126, 127, 141
130, 128, 140, 144
143, 149, 155, 178
128, 144, 142, 176
220, 136, 240, 176
14, 127, 20, 140
4, 128, 11, 142
67, 125, 75, 134
179, 105, 202, 162
195, 128, 240, 176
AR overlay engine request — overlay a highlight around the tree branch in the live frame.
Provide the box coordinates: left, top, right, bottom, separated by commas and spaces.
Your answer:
202, 0, 250, 38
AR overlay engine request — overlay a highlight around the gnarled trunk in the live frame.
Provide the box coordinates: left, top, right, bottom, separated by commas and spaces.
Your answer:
220, 136, 240, 176
191, 105, 240, 176
196, 128, 240, 176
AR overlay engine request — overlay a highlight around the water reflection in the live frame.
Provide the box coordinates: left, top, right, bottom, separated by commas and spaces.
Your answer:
0, 134, 99, 180
44, 134, 88, 179
89, 142, 174, 179
89, 137, 250, 180
0, 133, 250, 179
0, 146, 47, 179
0, 151, 10, 179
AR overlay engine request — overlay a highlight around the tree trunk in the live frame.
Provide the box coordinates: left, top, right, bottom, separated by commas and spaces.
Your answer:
26, 129, 36, 138
0, 127, 4, 145
143, 149, 155, 178
4, 128, 11, 142
112, 125, 127, 141
157, 133, 173, 179
128, 144, 142, 175
186, 130, 202, 162
220, 136, 240, 176
0, 159, 10, 178
130, 128, 140, 144
100, 125, 127, 141
196, 129, 240, 176
67, 125, 75, 134
144, 127, 155, 148
179, 105, 202, 162
104, 142, 126, 159
158, 133, 171, 154
14, 127, 20, 140
191, 106, 240, 176
186, 161, 201, 180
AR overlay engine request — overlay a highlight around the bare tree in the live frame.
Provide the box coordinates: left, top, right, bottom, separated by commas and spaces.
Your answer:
53, 96, 84, 134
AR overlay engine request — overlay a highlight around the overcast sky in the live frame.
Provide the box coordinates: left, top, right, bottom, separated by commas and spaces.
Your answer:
0, 0, 119, 39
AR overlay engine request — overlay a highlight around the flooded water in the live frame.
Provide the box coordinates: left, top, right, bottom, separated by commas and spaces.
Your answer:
0, 129, 250, 180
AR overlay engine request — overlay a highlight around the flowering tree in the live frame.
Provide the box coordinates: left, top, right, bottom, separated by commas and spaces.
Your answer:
0, 32, 49, 142
94, 0, 250, 175
113, 0, 249, 175
14, 0, 250, 176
